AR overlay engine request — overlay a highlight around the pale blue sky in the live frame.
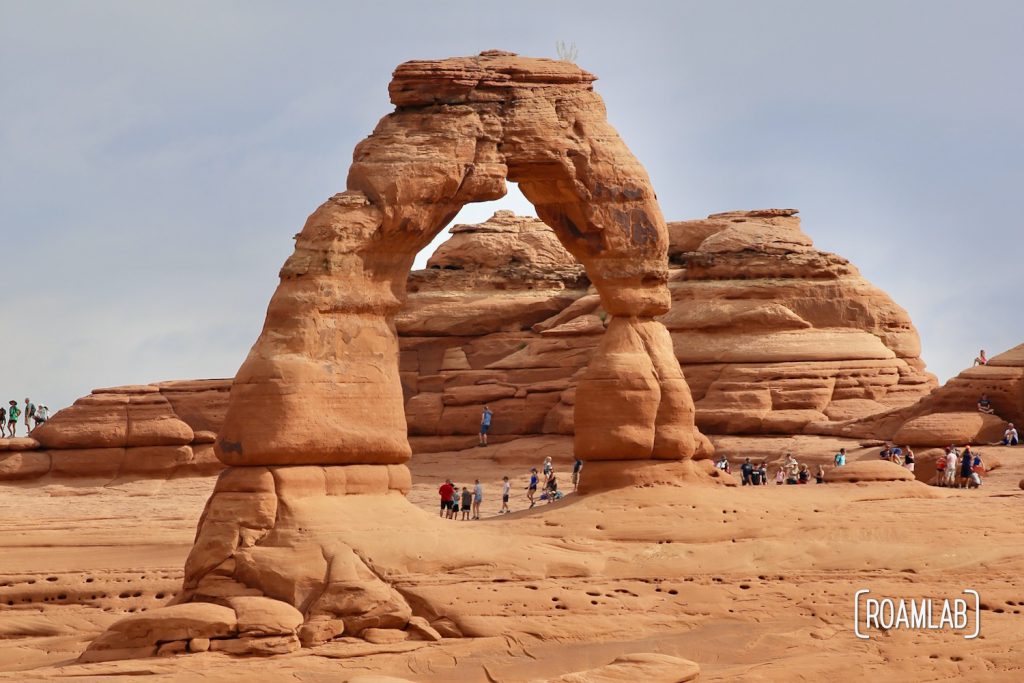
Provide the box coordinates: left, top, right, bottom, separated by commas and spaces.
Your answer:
1, 1, 1021, 411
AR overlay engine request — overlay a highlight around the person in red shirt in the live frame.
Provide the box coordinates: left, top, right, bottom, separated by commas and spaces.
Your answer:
438, 479, 455, 518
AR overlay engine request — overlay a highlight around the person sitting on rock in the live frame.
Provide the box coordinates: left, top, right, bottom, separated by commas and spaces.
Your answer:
715, 455, 731, 474
740, 458, 754, 486
478, 405, 493, 447
977, 394, 995, 414
1003, 423, 1019, 446
974, 349, 988, 366
460, 486, 472, 520
33, 404, 49, 428
834, 448, 847, 467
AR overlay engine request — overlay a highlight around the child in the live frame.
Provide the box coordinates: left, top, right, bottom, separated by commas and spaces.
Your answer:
501, 476, 511, 514
526, 468, 539, 508
460, 487, 472, 520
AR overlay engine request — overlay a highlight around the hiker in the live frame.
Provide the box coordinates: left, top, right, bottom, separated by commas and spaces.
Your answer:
460, 487, 472, 520
544, 469, 559, 503
815, 464, 826, 484
478, 405, 493, 446
740, 458, 754, 486
798, 464, 810, 484
784, 453, 799, 484
526, 468, 539, 508
977, 394, 995, 415
438, 479, 455, 518
472, 479, 483, 520
7, 401, 20, 437
572, 458, 583, 492
23, 398, 35, 433
500, 476, 511, 514
758, 462, 768, 485
903, 446, 915, 473
542, 456, 553, 478
888, 444, 903, 465
974, 349, 988, 366
834, 448, 846, 467
934, 451, 947, 486
944, 447, 958, 487
959, 446, 975, 488
0, 406, 5, 436
33, 404, 49, 428
750, 462, 763, 486
1003, 423, 1019, 446
715, 454, 731, 474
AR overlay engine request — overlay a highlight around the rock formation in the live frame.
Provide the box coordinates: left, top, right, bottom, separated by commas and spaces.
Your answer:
400, 208, 936, 451
823, 342, 1024, 447
82, 51, 705, 661
0, 380, 230, 482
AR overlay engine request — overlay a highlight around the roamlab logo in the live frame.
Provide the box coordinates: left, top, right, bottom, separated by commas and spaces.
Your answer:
854, 589, 980, 639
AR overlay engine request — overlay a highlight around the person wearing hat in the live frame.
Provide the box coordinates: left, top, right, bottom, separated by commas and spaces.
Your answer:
7, 401, 21, 437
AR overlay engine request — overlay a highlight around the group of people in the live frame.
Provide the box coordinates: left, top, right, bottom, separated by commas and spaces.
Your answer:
878, 443, 917, 471
437, 448, 584, 519
437, 478, 487, 520
719, 453, 828, 486
933, 445, 986, 488
0, 398, 49, 438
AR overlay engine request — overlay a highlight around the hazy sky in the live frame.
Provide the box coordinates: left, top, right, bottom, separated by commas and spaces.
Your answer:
2, 1, 1021, 412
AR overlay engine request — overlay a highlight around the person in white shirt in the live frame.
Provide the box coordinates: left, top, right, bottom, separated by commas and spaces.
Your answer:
1003, 423, 1019, 446
500, 476, 511, 514
944, 448, 958, 486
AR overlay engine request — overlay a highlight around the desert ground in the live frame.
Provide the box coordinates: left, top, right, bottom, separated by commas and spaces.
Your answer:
2, 436, 1021, 682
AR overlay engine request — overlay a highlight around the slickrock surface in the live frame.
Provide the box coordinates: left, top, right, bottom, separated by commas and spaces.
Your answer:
0, 380, 230, 482
2, 437, 1024, 681
401, 208, 936, 452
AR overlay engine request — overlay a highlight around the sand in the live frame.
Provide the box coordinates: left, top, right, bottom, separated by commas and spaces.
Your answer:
1, 437, 1022, 681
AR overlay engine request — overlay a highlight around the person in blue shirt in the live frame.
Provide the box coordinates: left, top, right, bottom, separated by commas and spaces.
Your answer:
834, 448, 847, 467
526, 468, 539, 508
478, 405, 493, 447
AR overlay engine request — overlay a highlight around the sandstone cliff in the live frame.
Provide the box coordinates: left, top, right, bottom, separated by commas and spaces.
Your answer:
401, 208, 937, 451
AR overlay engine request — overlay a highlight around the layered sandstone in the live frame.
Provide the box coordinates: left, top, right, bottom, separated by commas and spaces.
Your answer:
400, 208, 936, 450
821, 343, 1024, 447
0, 380, 230, 482
83, 51, 707, 661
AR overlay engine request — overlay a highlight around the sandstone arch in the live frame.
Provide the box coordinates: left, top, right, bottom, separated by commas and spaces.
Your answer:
82, 51, 707, 661
216, 50, 701, 468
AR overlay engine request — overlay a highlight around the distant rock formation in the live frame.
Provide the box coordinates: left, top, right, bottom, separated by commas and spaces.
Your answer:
823, 343, 1024, 446
0, 380, 229, 481
400, 208, 937, 452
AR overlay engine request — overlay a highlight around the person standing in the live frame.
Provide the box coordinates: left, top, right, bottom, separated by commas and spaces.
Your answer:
903, 446, 915, 473
472, 479, 483, 520
526, 468, 539, 508
572, 458, 583, 492
438, 479, 455, 518
460, 487, 472, 520
944, 447, 958, 487
740, 458, 754, 486
478, 405, 493, 447
500, 476, 511, 514
23, 398, 35, 433
959, 446, 974, 488
7, 401, 20, 437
